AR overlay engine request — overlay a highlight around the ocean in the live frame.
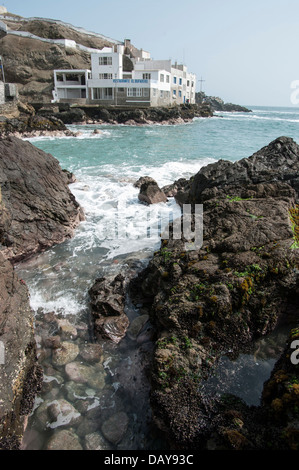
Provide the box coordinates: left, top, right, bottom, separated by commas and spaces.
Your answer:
17, 105, 299, 450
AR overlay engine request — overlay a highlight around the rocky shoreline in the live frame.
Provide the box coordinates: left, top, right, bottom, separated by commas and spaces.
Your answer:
0, 102, 213, 138
129, 136, 299, 450
1, 119, 298, 450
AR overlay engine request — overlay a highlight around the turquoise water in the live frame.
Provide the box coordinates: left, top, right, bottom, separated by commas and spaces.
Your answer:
18, 106, 299, 450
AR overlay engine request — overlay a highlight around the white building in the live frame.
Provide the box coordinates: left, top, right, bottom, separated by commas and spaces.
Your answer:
52, 69, 91, 103
52, 40, 196, 107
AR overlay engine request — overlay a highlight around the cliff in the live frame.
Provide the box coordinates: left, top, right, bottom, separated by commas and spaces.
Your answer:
0, 12, 119, 102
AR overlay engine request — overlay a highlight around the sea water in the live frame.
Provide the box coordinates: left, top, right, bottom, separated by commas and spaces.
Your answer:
17, 106, 299, 450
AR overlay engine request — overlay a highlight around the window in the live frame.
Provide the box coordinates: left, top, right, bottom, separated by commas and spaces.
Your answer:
187, 80, 190, 87
123, 74, 132, 79
143, 73, 151, 80
179, 78, 182, 85
99, 56, 112, 65
99, 73, 113, 79
56, 73, 64, 82
173, 76, 177, 84
173, 89, 177, 96
160, 90, 164, 98
92, 88, 113, 100
166, 75, 170, 83
179, 90, 182, 97
160, 74, 164, 82
127, 88, 142, 97
143, 88, 149, 97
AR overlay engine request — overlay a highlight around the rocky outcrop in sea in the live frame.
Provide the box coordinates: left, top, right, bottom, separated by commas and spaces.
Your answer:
196, 91, 251, 113
130, 136, 299, 450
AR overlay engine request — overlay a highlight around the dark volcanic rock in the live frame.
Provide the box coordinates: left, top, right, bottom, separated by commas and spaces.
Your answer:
0, 252, 42, 449
89, 274, 129, 343
137, 176, 168, 205
130, 136, 299, 450
0, 114, 68, 136
188, 136, 299, 204
196, 91, 251, 113
0, 136, 84, 262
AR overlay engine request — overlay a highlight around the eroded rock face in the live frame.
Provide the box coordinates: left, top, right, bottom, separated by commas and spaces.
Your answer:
0, 136, 84, 263
0, 252, 43, 449
130, 136, 299, 450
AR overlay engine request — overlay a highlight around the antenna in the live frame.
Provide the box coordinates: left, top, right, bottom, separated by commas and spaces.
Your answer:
198, 76, 205, 92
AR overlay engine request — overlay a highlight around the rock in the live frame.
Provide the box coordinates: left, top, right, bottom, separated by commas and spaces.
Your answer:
46, 429, 83, 450
52, 341, 79, 366
47, 398, 81, 429
65, 362, 106, 389
130, 136, 299, 450
0, 136, 84, 263
162, 178, 190, 198
85, 432, 112, 450
89, 274, 125, 317
94, 314, 130, 344
101, 412, 129, 445
89, 274, 129, 343
57, 319, 78, 339
43, 335, 61, 350
0, 252, 43, 450
188, 136, 299, 205
62, 169, 77, 184
137, 176, 168, 205
127, 314, 150, 340
79, 343, 103, 363
196, 91, 252, 112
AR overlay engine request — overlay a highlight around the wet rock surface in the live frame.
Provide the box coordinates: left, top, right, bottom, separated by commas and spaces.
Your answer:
130, 136, 299, 450
0, 252, 42, 449
89, 274, 130, 344
0, 136, 85, 263
136, 176, 168, 205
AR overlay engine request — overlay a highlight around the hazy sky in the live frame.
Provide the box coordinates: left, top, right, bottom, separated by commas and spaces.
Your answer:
2, 0, 299, 107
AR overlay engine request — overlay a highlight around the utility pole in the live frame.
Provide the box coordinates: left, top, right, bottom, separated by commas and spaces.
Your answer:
198, 76, 205, 93
0, 55, 5, 83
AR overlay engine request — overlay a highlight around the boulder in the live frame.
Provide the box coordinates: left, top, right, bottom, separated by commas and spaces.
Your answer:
46, 429, 83, 450
136, 176, 168, 205
101, 412, 129, 445
89, 274, 129, 344
0, 136, 84, 263
52, 341, 80, 366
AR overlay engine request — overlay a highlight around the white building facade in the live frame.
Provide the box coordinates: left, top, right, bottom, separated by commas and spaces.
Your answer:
53, 42, 196, 107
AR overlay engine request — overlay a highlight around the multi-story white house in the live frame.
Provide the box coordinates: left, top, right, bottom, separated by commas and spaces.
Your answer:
52, 40, 196, 107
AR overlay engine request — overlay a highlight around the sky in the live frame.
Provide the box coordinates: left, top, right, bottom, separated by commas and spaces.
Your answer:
2, 0, 299, 107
